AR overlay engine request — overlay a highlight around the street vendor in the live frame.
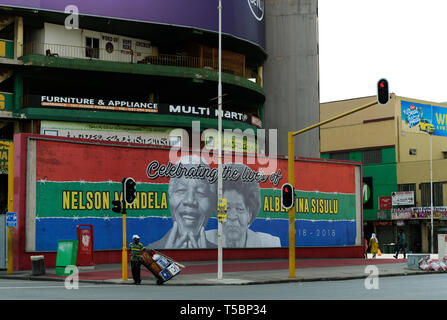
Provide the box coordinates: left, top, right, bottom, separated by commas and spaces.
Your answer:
129, 234, 145, 285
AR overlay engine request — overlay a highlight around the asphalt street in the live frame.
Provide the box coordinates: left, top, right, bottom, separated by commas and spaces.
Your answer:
1, 273, 446, 300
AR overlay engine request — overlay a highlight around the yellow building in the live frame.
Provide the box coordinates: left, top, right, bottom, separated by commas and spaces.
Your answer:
320, 94, 447, 253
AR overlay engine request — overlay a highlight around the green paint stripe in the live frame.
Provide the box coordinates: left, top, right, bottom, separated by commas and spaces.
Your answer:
259, 189, 356, 220
36, 181, 170, 218
37, 182, 357, 221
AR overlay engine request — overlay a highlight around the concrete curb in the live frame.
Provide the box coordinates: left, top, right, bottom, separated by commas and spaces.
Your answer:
0, 268, 441, 286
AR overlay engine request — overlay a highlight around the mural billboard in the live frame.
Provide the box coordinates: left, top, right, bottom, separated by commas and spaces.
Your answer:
0, 0, 265, 49
23, 135, 361, 252
401, 100, 447, 136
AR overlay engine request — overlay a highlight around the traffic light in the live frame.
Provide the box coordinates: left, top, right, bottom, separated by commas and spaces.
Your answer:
112, 200, 122, 213
377, 78, 389, 105
124, 177, 137, 205
281, 183, 294, 210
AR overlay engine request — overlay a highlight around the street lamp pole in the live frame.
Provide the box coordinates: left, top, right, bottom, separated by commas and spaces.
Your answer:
430, 120, 434, 254
217, 0, 223, 280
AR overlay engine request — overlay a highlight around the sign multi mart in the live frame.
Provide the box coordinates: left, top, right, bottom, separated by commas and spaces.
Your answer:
30, 95, 263, 128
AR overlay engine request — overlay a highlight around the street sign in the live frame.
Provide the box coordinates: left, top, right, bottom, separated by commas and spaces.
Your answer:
217, 198, 227, 222
6, 212, 17, 227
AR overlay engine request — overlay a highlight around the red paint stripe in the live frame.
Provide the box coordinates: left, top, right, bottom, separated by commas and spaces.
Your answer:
34, 137, 358, 194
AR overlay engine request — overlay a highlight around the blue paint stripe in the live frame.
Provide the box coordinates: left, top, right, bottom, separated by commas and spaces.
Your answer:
35, 218, 356, 251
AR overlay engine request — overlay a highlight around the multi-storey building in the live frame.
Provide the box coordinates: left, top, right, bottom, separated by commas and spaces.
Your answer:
321, 94, 447, 253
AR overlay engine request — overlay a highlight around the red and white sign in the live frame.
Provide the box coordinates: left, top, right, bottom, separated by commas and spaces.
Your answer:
379, 196, 392, 210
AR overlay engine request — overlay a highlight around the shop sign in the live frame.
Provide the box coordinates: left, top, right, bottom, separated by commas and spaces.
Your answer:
30, 95, 262, 128
203, 128, 261, 153
362, 177, 373, 209
379, 196, 392, 210
391, 207, 447, 220
374, 221, 391, 226
392, 191, 414, 206
40, 120, 187, 147
0, 141, 8, 174
391, 208, 413, 220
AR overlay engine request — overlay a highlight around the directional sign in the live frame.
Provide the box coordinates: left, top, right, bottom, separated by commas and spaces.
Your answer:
6, 212, 17, 227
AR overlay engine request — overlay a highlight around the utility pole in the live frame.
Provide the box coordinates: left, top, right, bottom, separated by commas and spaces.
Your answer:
217, 0, 223, 280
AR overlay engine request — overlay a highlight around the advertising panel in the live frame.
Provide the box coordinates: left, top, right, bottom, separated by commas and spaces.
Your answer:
401, 100, 447, 136
391, 191, 415, 206
25, 136, 360, 252
0, 0, 265, 49
30, 95, 262, 128
40, 120, 186, 147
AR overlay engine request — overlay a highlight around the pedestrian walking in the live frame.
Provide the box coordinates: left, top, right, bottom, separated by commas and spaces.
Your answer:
394, 229, 407, 259
369, 233, 379, 258
129, 234, 145, 284
363, 237, 369, 259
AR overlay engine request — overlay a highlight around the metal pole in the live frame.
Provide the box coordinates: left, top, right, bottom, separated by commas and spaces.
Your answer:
288, 99, 379, 278
3, 142, 14, 274
291, 100, 378, 137
287, 133, 295, 278
0, 141, 14, 274
217, 0, 223, 280
122, 178, 127, 281
430, 129, 434, 254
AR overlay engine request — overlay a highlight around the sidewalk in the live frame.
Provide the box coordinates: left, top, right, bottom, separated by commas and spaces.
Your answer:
0, 254, 440, 286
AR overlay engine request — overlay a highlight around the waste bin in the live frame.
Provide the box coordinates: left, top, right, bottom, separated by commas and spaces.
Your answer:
55, 240, 78, 276
30, 255, 45, 276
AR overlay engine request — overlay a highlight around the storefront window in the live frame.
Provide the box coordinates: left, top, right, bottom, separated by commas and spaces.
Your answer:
420, 182, 443, 207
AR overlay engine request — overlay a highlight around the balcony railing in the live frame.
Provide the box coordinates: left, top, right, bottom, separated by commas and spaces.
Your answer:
23, 42, 246, 78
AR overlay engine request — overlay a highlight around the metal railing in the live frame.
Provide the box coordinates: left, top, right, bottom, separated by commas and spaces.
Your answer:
23, 42, 246, 78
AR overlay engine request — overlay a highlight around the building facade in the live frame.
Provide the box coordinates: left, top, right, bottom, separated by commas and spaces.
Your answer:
0, 1, 267, 269
264, 0, 320, 158
321, 94, 447, 254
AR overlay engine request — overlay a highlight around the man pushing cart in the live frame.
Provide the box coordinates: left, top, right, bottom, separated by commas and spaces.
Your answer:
129, 234, 185, 285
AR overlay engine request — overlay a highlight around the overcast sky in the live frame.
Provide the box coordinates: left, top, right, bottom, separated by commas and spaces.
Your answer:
318, 0, 447, 103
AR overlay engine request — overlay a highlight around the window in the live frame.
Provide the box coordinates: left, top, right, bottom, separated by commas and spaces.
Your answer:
362, 149, 382, 164
85, 37, 99, 59
420, 182, 443, 207
398, 184, 416, 192
330, 152, 349, 161
398, 183, 416, 205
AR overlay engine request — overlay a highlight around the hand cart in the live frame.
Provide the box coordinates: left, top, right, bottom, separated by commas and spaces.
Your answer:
141, 249, 185, 285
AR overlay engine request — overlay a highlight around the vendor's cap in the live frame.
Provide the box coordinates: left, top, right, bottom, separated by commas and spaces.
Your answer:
132, 234, 140, 239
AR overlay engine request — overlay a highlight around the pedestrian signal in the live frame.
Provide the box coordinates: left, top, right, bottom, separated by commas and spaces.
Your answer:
281, 183, 294, 210
377, 78, 389, 105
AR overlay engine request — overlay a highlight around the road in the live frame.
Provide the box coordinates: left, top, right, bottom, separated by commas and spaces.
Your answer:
0, 273, 446, 300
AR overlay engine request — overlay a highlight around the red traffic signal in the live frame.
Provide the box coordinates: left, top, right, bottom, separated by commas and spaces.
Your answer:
281, 183, 294, 210
377, 78, 389, 105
